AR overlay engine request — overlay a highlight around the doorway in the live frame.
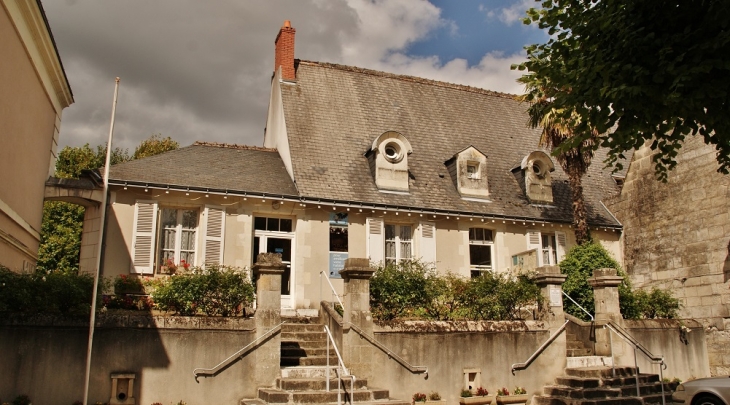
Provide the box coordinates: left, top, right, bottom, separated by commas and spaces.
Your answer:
253, 217, 295, 308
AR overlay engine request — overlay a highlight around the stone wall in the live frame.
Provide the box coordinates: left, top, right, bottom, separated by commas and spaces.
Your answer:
606, 136, 730, 375
0, 315, 257, 405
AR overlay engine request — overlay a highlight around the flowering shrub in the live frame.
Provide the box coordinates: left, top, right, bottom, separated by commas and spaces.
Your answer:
412, 393, 427, 403
497, 388, 509, 396
476, 387, 489, 396
428, 392, 441, 400
151, 264, 254, 316
513, 387, 526, 395
160, 259, 190, 274
114, 274, 144, 294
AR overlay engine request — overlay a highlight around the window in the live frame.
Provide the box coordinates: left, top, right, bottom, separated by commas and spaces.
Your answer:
254, 217, 293, 232
469, 228, 493, 277
542, 234, 558, 265
385, 224, 412, 264
466, 162, 480, 179
158, 208, 198, 270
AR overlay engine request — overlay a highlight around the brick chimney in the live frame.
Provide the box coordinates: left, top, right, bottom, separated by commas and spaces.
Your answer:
274, 20, 296, 81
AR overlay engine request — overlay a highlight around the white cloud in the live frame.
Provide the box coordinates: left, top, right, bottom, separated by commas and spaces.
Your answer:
482, 0, 534, 26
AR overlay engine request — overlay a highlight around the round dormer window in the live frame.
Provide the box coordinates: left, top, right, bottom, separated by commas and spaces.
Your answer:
532, 161, 546, 178
383, 142, 403, 163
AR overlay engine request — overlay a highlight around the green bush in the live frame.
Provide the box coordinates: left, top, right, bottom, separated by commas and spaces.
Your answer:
0, 267, 94, 316
150, 264, 254, 316
560, 241, 679, 320
369, 261, 542, 321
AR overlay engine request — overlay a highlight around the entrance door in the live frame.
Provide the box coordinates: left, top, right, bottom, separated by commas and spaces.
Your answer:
253, 233, 294, 308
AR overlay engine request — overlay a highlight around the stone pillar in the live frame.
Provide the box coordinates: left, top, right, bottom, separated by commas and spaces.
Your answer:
252, 253, 284, 388
534, 265, 568, 325
79, 203, 102, 274
588, 268, 624, 356
339, 258, 375, 381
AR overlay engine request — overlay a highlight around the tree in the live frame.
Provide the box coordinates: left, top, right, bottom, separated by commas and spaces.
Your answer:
518, 76, 596, 245
132, 134, 179, 159
514, 0, 730, 181
38, 135, 178, 273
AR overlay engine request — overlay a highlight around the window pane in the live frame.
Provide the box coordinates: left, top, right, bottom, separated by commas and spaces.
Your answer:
267, 217, 279, 231
469, 245, 492, 267
469, 228, 477, 240
180, 230, 195, 250
280, 218, 293, 232
254, 217, 266, 230
182, 210, 198, 228
483, 229, 493, 242
385, 224, 396, 240
400, 241, 412, 260
400, 225, 412, 241
329, 226, 348, 252
385, 240, 396, 259
161, 208, 176, 227
180, 251, 194, 265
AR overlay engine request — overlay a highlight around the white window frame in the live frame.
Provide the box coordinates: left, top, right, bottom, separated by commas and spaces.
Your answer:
158, 207, 199, 271
528, 229, 567, 267
385, 223, 413, 264
469, 228, 494, 277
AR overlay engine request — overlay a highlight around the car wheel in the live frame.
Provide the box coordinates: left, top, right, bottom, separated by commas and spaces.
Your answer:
693, 395, 724, 405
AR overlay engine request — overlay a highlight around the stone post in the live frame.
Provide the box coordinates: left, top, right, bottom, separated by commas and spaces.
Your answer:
252, 253, 284, 388
339, 258, 375, 381
588, 268, 624, 356
534, 265, 568, 325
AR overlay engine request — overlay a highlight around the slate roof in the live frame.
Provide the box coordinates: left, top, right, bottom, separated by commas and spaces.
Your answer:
108, 142, 299, 197
280, 60, 622, 227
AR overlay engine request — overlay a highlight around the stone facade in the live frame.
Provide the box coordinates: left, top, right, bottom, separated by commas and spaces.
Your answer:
606, 136, 730, 375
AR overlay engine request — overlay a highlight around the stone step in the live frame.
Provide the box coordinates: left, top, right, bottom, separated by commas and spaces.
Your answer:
281, 346, 328, 357
257, 388, 384, 404
281, 340, 327, 350
604, 374, 660, 387
281, 331, 328, 341
280, 365, 340, 379
566, 357, 612, 369
565, 367, 637, 379
617, 383, 668, 397
533, 395, 645, 405
543, 386, 621, 399
282, 323, 325, 333
567, 341, 588, 349
281, 355, 340, 367
277, 377, 370, 391
555, 376, 602, 389
567, 348, 595, 357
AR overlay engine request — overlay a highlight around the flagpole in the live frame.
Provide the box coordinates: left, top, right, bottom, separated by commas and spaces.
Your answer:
83, 77, 120, 405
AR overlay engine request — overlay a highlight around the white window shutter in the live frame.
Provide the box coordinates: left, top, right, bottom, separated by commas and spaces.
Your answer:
367, 217, 384, 264
555, 231, 567, 263
203, 205, 226, 265
527, 229, 542, 266
131, 200, 158, 274
418, 221, 436, 264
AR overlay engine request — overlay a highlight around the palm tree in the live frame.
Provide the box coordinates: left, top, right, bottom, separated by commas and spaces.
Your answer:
518, 77, 597, 245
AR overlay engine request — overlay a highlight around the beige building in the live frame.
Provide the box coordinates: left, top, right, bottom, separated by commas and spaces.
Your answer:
0, 0, 73, 272
99, 21, 623, 312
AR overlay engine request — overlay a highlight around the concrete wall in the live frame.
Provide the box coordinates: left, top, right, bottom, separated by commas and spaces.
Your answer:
0, 315, 257, 405
371, 321, 564, 405
606, 137, 730, 375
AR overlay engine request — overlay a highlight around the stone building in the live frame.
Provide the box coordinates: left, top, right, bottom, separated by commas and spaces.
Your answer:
0, 0, 73, 272
606, 136, 730, 375
97, 21, 624, 313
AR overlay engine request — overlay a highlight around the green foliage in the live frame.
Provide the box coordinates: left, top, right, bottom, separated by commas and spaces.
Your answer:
150, 265, 254, 316
0, 267, 94, 316
37, 202, 84, 273
55, 143, 130, 179
133, 134, 179, 159
412, 393, 427, 403
514, 0, 730, 180
369, 261, 542, 321
428, 392, 441, 401
560, 241, 680, 320
460, 390, 473, 398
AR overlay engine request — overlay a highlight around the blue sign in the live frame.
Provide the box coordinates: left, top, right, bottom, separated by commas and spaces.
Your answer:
329, 252, 348, 278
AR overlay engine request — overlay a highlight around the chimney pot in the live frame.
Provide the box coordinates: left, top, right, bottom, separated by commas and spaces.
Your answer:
283, 20, 291, 28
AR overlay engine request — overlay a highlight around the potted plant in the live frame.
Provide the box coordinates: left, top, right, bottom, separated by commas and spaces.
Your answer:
413, 393, 427, 405
496, 387, 528, 405
460, 387, 492, 405
426, 392, 445, 405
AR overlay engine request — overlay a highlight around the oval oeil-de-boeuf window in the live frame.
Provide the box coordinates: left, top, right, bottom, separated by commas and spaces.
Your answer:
383, 142, 402, 162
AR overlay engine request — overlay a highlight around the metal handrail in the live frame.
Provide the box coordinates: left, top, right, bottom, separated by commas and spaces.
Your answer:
348, 323, 428, 377
511, 319, 569, 375
320, 271, 344, 309
605, 321, 666, 405
562, 291, 594, 321
324, 325, 356, 405
193, 321, 284, 382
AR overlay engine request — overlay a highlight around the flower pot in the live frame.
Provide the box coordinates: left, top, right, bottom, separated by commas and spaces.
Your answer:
496, 394, 528, 405
425, 400, 445, 405
460, 395, 493, 405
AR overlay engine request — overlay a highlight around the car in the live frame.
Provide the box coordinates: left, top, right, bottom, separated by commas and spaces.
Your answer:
673, 376, 730, 405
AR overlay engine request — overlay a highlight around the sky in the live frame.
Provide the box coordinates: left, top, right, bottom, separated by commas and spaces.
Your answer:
43, 0, 549, 152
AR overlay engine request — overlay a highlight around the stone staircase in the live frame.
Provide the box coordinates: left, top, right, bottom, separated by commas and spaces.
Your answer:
243, 318, 407, 405
534, 366, 675, 405
566, 332, 593, 357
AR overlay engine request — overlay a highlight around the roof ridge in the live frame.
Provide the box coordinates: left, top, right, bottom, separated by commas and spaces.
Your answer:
192, 141, 277, 152
297, 60, 520, 100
